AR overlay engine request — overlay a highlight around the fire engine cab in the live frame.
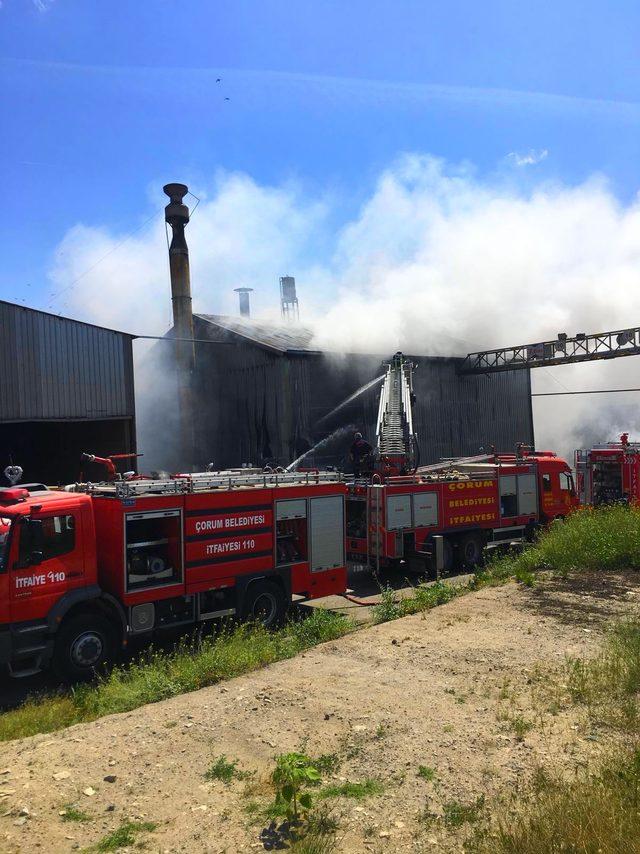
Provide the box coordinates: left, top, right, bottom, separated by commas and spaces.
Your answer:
575, 433, 640, 506
0, 469, 347, 680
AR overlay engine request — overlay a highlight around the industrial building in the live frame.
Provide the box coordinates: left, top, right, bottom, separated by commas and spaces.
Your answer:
181, 313, 534, 471
140, 307, 534, 474
0, 301, 136, 484
139, 182, 535, 474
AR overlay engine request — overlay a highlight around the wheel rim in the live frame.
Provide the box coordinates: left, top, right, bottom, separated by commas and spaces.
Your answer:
69, 631, 104, 669
252, 592, 277, 625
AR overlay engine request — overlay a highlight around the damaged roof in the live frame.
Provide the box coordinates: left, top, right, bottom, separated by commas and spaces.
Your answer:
195, 314, 320, 354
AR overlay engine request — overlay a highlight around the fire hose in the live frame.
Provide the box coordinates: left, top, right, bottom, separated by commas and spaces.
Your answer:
338, 592, 377, 606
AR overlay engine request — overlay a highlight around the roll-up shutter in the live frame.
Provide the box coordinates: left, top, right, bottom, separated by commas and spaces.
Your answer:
386, 494, 411, 530
310, 495, 344, 572
518, 473, 538, 515
412, 492, 438, 527
276, 499, 307, 521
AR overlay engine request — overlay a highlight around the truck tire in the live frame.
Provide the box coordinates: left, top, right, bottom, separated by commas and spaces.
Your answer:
52, 613, 116, 682
456, 533, 484, 570
242, 581, 288, 628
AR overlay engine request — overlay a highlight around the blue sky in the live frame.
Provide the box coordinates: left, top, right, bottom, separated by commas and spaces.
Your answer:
1, 0, 639, 311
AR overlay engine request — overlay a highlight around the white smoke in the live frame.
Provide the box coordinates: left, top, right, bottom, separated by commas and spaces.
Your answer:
48, 171, 327, 333
306, 155, 640, 355
49, 154, 640, 466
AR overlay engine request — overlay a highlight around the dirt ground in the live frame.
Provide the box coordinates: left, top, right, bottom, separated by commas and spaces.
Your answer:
1, 571, 638, 854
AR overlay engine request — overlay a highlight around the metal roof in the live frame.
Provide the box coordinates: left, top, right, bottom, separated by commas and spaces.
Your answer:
196, 314, 320, 354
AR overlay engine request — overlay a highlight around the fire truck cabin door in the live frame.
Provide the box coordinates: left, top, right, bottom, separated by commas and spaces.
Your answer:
10, 511, 84, 623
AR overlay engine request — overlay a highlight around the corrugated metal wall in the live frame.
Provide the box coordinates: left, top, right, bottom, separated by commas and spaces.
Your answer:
0, 302, 135, 422
189, 318, 534, 471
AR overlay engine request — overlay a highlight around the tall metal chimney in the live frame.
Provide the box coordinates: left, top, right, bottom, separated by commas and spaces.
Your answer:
234, 287, 254, 318
164, 182, 195, 466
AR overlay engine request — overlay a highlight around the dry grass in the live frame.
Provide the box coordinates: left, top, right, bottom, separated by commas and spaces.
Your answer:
484, 752, 640, 854
473, 617, 640, 854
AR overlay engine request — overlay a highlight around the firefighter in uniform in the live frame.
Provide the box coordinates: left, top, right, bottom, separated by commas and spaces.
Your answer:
350, 432, 373, 478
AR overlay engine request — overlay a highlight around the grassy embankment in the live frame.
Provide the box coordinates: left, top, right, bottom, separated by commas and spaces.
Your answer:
0, 609, 354, 742
472, 617, 640, 854
468, 505, 640, 854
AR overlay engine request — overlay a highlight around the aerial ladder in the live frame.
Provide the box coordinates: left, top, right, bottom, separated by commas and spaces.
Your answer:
375, 352, 419, 475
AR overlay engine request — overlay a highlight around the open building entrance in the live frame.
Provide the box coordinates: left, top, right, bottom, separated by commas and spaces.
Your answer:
0, 418, 135, 486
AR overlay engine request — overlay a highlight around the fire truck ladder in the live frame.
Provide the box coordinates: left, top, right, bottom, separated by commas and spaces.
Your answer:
80, 469, 342, 499
417, 453, 496, 474
376, 352, 417, 468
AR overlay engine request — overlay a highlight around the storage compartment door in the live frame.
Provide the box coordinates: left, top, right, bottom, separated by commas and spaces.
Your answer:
412, 492, 438, 528
517, 474, 538, 516
309, 496, 344, 572
386, 494, 412, 530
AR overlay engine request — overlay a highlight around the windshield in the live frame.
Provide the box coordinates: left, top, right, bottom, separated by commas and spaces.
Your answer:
0, 518, 11, 572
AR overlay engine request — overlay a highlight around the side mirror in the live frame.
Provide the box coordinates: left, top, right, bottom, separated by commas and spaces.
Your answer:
29, 550, 44, 566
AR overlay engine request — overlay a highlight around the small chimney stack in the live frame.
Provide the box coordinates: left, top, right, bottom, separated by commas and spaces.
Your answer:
164, 182, 195, 466
234, 287, 254, 318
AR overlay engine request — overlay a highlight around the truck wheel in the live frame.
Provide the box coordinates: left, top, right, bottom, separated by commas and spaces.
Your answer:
456, 533, 484, 569
53, 614, 116, 682
242, 581, 287, 628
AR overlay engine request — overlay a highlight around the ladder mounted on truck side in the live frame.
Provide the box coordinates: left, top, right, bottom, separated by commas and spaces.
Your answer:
75, 468, 343, 499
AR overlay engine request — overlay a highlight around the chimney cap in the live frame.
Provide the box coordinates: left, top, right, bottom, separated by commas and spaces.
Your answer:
234, 287, 254, 293
163, 183, 189, 202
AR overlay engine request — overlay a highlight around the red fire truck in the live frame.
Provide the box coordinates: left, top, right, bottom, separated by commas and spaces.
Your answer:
575, 433, 640, 506
346, 449, 578, 574
0, 470, 347, 679
345, 352, 577, 574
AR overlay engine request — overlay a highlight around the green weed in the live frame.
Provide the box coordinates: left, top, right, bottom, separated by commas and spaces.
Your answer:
417, 765, 436, 781
373, 580, 461, 624
313, 754, 341, 774
372, 585, 403, 623
566, 618, 640, 730
319, 779, 384, 800
473, 616, 640, 853
204, 755, 245, 784
443, 795, 485, 827
60, 804, 91, 823
509, 715, 533, 741
271, 753, 321, 821
94, 820, 156, 851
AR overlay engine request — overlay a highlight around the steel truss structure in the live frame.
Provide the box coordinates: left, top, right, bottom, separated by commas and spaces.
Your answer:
459, 326, 640, 374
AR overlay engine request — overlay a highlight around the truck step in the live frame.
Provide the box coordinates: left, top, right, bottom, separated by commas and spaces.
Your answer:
7, 662, 43, 678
